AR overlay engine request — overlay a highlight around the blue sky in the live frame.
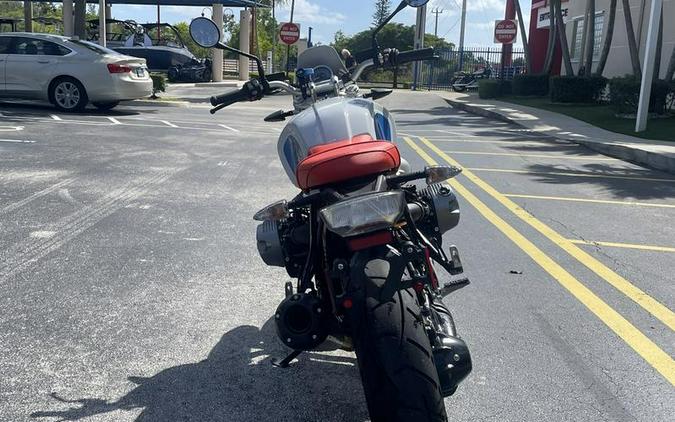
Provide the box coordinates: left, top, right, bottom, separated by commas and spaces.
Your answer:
107, 0, 531, 48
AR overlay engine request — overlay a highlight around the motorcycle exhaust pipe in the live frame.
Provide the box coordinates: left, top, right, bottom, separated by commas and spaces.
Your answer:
274, 293, 328, 351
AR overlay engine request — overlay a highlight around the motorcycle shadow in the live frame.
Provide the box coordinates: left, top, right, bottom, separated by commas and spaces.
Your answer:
30, 319, 369, 422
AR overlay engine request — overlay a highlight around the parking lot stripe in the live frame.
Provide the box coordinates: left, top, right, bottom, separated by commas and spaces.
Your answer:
107, 117, 121, 125
418, 136, 675, 332
444, 151, 617, 161
160, 120, 178, 128
504, 194, 675, 209
465, 167, 675, 183
50, 114, 62, 121
0, 139, 33, 143
404, 136, 675, 386
569, 239, 675, 253
218, 124, 240, 133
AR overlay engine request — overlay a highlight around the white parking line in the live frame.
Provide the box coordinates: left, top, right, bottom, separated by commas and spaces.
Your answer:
107, 117, 122, 125
0, 139, 34, 143
50, 114, 62, 121
218, 124, 240, 133
161, 120, 178, 128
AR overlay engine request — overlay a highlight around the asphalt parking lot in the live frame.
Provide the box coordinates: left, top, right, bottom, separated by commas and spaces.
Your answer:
1, 91, 673, 421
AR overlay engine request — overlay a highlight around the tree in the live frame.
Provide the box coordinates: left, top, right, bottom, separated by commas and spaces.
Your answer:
553, 0, 573, 75
621, 0, 641, 77
372, 0, 391, 27
595, 0, 616, 76
514, 0, 531, 73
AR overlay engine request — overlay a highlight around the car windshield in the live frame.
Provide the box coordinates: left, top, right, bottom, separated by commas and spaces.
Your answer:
70, 39, 121, 55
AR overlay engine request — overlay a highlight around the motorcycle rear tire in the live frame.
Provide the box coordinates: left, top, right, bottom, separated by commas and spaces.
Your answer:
351, 253, 448, 422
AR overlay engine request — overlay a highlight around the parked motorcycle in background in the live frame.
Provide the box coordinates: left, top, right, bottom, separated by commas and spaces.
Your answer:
451, 65, 492, 92
190, 1, 472, 420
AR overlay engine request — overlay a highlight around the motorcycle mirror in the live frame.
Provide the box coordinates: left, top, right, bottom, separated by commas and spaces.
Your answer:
405, 0, 430, 6
189, 17, 221, 49
425, 165, 462, 184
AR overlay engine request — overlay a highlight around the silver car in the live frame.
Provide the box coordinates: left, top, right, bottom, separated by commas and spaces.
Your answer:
0, 33, 153, 111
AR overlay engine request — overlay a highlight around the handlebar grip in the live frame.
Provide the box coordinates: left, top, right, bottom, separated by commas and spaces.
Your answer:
210, 87, 250, 107
396, 47, 436, 64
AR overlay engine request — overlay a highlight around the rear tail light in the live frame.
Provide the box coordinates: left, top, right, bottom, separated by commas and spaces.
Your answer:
107, 63, 132, 73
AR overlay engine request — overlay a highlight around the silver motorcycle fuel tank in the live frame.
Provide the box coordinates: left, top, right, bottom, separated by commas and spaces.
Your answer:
277, 96, 398, 188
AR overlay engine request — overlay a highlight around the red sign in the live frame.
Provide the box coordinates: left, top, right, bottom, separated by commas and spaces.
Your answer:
494, 19, 518, 44
279, 22, 300, 45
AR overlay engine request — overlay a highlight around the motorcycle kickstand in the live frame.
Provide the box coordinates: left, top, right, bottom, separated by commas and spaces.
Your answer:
271, 350, 303, 368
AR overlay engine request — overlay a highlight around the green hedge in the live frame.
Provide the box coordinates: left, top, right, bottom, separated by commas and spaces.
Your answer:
550, 76, 607, 103
609, 76, 672, 114
478, 79, 512, 99
512, 74, 549, 96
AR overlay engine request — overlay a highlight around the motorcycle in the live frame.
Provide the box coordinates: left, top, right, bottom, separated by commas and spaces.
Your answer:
189, 1, 471, 420
451, 66, 492, 92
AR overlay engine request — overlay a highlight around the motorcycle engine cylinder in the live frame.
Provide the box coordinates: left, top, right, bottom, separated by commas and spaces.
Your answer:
256, 220, 285, 267
419, 182, 460, 234
275, 293, 328, 351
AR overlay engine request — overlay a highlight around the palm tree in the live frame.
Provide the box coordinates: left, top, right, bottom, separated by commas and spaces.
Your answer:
543, 1, 557, 74
583, 0, 595, 76
23, 1, 32, 32
554, 0, 573, 75
621, 0, 641, 77
514, 0, 531, 73
595, 0, 616, 76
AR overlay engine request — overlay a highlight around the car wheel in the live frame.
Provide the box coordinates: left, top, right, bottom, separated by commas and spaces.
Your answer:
51, 77, 88, 112
92, 101, 120, 111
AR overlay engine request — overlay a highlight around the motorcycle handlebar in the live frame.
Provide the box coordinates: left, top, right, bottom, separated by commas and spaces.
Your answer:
395, 48, 436, 65
210, 86, 250, 107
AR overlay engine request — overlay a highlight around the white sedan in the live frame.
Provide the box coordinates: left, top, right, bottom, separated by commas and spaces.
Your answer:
0, 33, 153, 111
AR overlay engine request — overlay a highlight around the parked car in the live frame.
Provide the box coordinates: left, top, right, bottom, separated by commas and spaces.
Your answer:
0, 33, 153, 111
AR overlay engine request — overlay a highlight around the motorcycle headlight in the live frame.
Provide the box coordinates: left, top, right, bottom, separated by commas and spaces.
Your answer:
320, 191, 405, 237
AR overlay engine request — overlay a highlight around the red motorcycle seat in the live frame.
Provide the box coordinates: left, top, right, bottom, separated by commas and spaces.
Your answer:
296, 134, 401, 190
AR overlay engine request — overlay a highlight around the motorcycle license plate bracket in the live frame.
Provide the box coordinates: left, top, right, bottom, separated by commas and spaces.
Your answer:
375, 243, 427, 302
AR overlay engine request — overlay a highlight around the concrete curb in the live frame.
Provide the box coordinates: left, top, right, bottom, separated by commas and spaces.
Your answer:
443, 98, 675, 175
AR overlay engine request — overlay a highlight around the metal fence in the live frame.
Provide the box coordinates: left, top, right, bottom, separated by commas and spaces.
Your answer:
419, 47, 526, 90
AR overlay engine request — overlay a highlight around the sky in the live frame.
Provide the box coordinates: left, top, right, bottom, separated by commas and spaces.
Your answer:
107, 0, 532, 48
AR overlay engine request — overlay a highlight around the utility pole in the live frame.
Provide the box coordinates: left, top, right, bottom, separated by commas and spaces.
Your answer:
412, 3, 427, 90
458, 0, 467, 70
431, 8, 443, 37
285, 0, 295, 77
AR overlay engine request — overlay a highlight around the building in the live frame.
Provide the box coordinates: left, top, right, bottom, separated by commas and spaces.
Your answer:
528, 0, 674, 78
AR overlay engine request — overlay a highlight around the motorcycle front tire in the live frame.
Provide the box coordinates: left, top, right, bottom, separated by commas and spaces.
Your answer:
350, 251, 448, 422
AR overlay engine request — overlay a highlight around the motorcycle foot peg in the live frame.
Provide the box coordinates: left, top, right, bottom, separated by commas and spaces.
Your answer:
439, 278, 470, 297
448, 245, 463, 273
271, 349, 302, 368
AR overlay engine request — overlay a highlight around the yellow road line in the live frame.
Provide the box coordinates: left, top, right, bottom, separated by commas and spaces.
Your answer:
445, 151, 617, 161
504, 194, 675, 209
465, 167, 675, 183
569, 239, 675, 253
404, 136, 675, 386
419, 137, 675, 331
